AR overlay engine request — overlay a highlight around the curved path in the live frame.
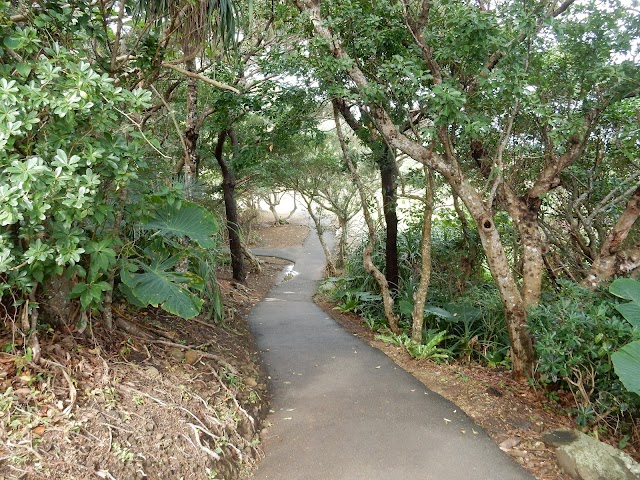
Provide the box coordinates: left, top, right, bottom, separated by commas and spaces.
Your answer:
249, 229, 534, 480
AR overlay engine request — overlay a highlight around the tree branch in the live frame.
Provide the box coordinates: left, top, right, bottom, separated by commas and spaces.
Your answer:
161, 63, 241, 94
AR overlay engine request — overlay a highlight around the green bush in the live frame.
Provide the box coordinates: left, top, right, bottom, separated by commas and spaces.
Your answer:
529, 281, 640, 431
0, 4, 223, 332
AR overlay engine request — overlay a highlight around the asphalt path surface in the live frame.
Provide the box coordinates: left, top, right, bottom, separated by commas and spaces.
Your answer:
249, 229, 534, 480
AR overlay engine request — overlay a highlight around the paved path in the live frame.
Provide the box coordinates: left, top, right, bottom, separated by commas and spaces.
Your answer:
249, 229, 534, 480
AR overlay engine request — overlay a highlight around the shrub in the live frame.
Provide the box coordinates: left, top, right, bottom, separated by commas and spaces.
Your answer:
529, 281, 640, 432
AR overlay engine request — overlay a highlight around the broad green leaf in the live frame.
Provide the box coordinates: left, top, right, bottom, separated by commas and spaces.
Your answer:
3, 36, 20, 49
399, 299, 414, 316
610, 278, 640, 304
144, 201, 218, 249
424, 305, 453, 319
15, 63, 31, 77
121, 257, 204, 319
612, 340, 640, 396
615, 303, 640, 330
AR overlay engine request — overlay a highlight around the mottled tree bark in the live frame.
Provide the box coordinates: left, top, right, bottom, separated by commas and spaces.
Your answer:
411, 168, 434, 343
503, 187, 544, 306
182, 58, 199, 185
583, 188, 640, 288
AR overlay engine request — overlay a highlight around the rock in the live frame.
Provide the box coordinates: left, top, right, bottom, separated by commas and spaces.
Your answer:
168, 348, 185, 362
184, 350, 200, 365
144, 366, 161, 379
245, 377, 258, 388
499, 437, 521, 450
542, 429, 640, 480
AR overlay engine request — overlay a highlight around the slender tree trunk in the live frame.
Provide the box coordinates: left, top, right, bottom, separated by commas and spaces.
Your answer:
300, 193, 336, 276
267, 193, 282, 225
411, 168, 434, 343
336, 216, 348, 270
333, 101, 399, 333
183, 58, 199, 186
379, 145, 400, 291
284, 192, 298, 221
452, 191, 478, 283
241, 242, 262, 274
215, 130, 246, 283
458, 182, 534, 379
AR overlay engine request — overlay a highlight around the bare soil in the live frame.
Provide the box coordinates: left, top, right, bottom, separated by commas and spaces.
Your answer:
0, 221, 308, 480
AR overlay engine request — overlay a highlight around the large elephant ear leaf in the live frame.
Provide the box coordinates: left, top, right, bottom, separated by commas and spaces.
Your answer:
609, 278, 640, 329
121, 257, 204, 319
143, 201, 218, 249
612, 340, 640, 396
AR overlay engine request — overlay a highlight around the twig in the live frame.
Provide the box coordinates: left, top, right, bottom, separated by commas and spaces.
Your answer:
109, 102, 172, 160
207, 366, 255, 428
39, 358, 77, 416
149, 84, 189, 162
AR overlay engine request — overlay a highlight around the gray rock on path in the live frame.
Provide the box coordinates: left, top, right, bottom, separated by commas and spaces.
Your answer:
542, 429, 640, 480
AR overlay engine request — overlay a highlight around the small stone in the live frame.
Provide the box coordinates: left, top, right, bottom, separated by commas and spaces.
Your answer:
184, 350, 200, 365
245, 377, 258, 388
168, 348, 185, 362
499, 437, 521, 450
144, 366, 160, 379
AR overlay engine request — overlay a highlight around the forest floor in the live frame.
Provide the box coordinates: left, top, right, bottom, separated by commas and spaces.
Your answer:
2, 215, 635, 480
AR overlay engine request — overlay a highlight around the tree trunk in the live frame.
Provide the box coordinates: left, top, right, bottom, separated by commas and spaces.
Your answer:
284, 192, 298, 221
503, 187, 545, 306
411, 168, 434, 343
241, 241, 262, 274
267, 193, 282, 225
182, 58, 199, 186
452, 191, 479, 284
333, 101, 399, 333
379, 144, 400, 292
336, 216, 348, 270
300, 193, 336, 276
215, 130, 246, 283
583, 187, 640, 288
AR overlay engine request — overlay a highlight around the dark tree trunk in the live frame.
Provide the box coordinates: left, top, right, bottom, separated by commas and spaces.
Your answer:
215, 130, 246, 283
379, 144, 400, 292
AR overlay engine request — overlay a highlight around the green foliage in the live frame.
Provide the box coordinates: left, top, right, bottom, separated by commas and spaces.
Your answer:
121, 254, 204, 320
529, 281, 640, 430
417, 285, 510, 366
143, 200, 219, 249
0, 3, 149, 313
609, 278, 640, 396
375, 330, 450, 361
120, 197, 222, 321
0, 3, 224, 329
